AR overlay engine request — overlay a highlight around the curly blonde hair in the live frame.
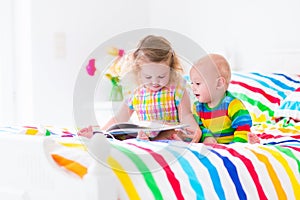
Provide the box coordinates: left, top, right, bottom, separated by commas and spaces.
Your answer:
131, 35, 183, 83
120, 35, 184, 96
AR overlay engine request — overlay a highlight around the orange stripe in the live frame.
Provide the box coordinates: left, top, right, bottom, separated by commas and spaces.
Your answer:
247, 148, 287, 200
51, 154, 87, 178
259, 146, 300, 198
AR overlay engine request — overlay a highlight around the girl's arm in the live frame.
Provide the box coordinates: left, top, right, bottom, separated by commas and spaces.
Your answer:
78, 101, 133, 138
101, 101, 134, 130
177, 89, 202, 143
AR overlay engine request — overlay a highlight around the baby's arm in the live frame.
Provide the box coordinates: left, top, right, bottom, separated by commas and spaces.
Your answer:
229, 99, 252, 143
202, 137, 218, 144
177, 90, 202, 143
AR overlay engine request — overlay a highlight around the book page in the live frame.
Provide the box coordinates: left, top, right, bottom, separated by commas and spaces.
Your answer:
106, 121, 189, 135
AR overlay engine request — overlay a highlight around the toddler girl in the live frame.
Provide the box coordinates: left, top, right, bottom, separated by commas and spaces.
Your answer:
79, 35, 202, 142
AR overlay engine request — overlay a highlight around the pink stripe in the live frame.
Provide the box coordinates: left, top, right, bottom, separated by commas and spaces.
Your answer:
231, 80, 280, 104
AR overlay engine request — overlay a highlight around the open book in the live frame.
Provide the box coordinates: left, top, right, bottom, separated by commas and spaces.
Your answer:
93, 121, 189, 137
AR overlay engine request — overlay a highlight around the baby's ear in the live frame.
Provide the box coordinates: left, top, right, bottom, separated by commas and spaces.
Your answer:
216, 77, 226, 88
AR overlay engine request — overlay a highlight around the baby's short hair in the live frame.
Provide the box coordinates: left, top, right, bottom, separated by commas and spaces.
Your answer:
198, 54, 231, 85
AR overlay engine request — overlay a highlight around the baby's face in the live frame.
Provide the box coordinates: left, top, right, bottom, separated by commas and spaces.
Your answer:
139, 62, 170, 91
190, 64, 219, 103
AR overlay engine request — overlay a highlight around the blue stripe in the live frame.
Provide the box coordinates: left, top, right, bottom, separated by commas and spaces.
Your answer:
264, 139, 300, 145
280, 100, 299, 110
273, 73, 300, 84
213, 132, 234, 137
252, 72, 296, 91
166, 146, 205, 200
234, 73, 287, 99
189, 149, 226, 200
210, 149, 247, 200
151, 142, 226, 200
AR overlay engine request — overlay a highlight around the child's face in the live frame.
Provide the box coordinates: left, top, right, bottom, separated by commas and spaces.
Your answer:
189, 64, 219, 103
139, 62, 170, 91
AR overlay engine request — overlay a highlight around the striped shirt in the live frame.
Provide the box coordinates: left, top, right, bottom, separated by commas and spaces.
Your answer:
192, 91, 252, 144
127, 79, 186, 123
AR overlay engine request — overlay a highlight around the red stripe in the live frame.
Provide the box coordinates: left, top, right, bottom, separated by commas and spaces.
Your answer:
199, 110, 227, 119
128, 143, 184, 200
257, 133, 300, 140
236, 125, 251, 131
257, 133, 283, 139
207, 144, 268, 200
291, 135, 300, 139
282, 145, 300, 152
231, 80, 280, 104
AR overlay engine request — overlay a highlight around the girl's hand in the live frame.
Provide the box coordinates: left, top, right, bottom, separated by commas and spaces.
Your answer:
137, 130, 150, 141
176, 127, 201, 143
203, 137, 218, 145
78, 126, 94, 139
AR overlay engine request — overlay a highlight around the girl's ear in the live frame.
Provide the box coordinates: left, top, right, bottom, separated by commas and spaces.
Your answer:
216, 77, 226, 89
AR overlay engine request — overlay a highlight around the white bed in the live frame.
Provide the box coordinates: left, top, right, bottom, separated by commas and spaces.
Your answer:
0, 71, 300, 200
0, 133, 105, 200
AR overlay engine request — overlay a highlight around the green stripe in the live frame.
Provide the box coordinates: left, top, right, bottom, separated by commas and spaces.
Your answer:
232, 93, 274, 116
112, 144, 163, 199
232, 137, 247, 143
274, 145, 300, 173
219, 127, 234, 133
231, 109, 250, 119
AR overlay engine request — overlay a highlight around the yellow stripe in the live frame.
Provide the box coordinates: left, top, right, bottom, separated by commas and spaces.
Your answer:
107, 156, 141, 200
229, 99, 246, 114
278, 127, 300, 134
59, 142, 87, 151
259, 146, 300, 198
247, 148, 287, 200
25, 128, 39, 135
216, 135, 233, 144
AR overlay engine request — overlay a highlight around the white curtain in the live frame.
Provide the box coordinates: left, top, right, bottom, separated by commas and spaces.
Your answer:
0, 0, 33, 125
0, 0, 15, 124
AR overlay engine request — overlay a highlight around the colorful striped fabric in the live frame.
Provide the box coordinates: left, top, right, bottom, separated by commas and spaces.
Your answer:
50, 133, 300, 200
0, 125, 77, 137
192, 91, 252, 143
127, 78, 186, 123
228, 72, 300, 124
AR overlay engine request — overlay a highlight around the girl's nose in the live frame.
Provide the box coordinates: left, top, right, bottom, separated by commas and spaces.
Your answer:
152, 77, 159, 84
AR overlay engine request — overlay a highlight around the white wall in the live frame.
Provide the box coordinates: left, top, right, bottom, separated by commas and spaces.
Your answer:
148, 0, 300, 72
30, 0, 150, 126
1, 0, 300, 126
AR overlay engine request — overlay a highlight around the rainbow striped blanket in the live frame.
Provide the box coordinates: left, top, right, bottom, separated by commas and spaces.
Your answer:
50, 130, 300, 200
4, 71, 299, 199
228, 72, 300, 123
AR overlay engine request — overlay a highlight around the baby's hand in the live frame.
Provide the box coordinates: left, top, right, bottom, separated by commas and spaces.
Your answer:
203, 137, 218, 145
78, 126, 93, 139
248, 132, 260, 144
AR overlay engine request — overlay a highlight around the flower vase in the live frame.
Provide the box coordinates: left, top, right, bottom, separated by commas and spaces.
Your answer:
110, 85, 123, 101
